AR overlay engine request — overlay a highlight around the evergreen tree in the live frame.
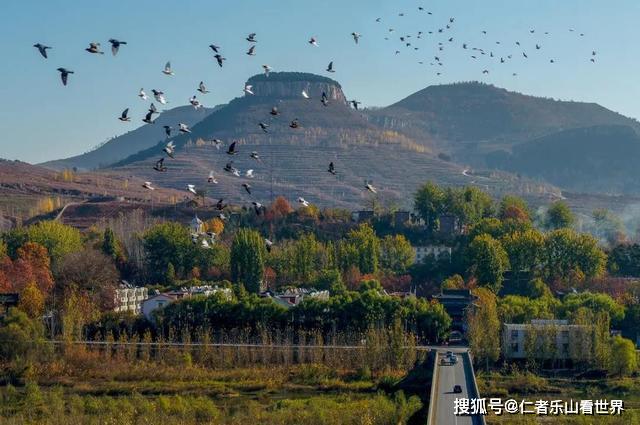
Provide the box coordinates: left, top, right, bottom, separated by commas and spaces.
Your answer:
230, 228, 267, 293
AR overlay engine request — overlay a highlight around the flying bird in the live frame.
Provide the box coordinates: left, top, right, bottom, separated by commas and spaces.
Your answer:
250, 151, 261, 161
289, 118, 299, 129
265, 238, 274, 252
208, 171, 218, 184
142, 181, 155, 190
118, 108, 130, 122
216, 199, 227, 210
350, 100, 361, 110
152, 89, 167, 104
328, 162, 336, 175
244, 84, 254, 95
351, 32, 361, 44
33, 43, 51, 58
212, 139, 223, 149
108, 39, 127, 56
262, 64, 272, 76
179, 123, 191, 133
163, 125, 172, 137
252, 202, 264, 215
224, 162, 241, 177
227, 141, 238, 155
163, 141, 176, 158
259, 122, 269, 132
187, 184, 197, 195
153, 158, 167, 172
308, 37, 319, 47
365, 181, 377, 194
162, 61, 174, 76
214, 54, 226, 67
297, 197, 309, 207
321, 91, 329, 106
247, 45, 256, 56
245, 169, 255, 178
138, 88, 148, 100
197, 81, 209, 94
56, 68, 73, 86
189, 96, 202, 109
246, 33, 257, 43
142, 110, 155, 124
302, 90, 310, 99
326, 61, 335, 73
85, 42, 104, 54
242, 183, 252, 194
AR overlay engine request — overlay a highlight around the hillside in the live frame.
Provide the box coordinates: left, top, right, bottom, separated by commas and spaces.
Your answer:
110, 73, 558, 209
487, 125, 640, 194
367, 82, 640, 160
41, 105, 217, 171
0, 159, 184, 228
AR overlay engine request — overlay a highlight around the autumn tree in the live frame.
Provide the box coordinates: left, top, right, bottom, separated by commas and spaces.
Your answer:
610, 335, 637, 376
205, 217, 225, 235
230, 228, 267, 293
269, 196, 294, 219
442, 274, 465, 290
0, 242, 54, 295
26, 220, 82, 263
345, 224, 380, 274
380, 234, 414, 274
18, 281, 45, 319
543, 228, 607, 285
467, 288, 501, 371
545, 201, 575, 230
498, 195, 530, 222
466, 234, 509, 293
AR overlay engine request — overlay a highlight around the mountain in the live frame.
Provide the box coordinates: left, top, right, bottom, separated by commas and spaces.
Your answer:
367, 82, 640, 162
110, 73, 552, 209
487, 125, 640, 194
41, 105, 217, 171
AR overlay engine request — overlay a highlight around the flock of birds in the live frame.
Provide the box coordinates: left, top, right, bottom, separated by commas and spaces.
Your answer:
31, 6, 600, 248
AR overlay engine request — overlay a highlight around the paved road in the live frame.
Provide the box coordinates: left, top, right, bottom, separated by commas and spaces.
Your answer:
432, 348, 483, 425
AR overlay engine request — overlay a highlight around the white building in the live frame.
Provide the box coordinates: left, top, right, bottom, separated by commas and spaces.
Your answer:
503, 320, 589, 360
141, 293, 177, 320
114, 283, 148, 314
141, 286, 233, 320
262, 288, 330, 308
413, 245, 452, 264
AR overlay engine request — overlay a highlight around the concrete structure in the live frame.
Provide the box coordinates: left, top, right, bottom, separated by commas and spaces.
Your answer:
114, 283, 148, 314
261, 288, 330, 308
141, 286, 233, 320
432, 289, 477, 332
413, 245, 452, 264
503, 320, 589, 361
438, 214, 464, 237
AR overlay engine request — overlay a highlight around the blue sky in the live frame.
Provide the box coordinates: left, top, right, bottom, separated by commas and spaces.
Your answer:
1, 0, 638, 163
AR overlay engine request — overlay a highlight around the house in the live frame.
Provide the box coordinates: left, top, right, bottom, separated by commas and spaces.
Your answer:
114, 283, 148, 314
413, 245, 452, 264
351, 210, 374, 223
141, 293, 177, 320
393, 211, 412, 227
437, 214, 464, 237
503, 320, 590, 362
261, 288, 330, 308
432, 289, 477, 332
0, 293, 19, 319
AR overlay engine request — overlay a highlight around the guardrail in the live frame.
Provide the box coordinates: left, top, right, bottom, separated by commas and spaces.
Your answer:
462, 351, 487, 425
426, 351, 439, 425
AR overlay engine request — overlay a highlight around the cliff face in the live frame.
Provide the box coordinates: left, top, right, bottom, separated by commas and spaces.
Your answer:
246, 72, 346, 102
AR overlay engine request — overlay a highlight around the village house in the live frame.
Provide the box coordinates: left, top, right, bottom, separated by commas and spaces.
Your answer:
114, 282, 149, 314
141, 285, 233, 320
413, 245, 452, 264
260, 288, 330, 308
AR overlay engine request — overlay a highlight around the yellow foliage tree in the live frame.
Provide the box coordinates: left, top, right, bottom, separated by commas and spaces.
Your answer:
205, 218, 224, 235
18, 281, 45, 319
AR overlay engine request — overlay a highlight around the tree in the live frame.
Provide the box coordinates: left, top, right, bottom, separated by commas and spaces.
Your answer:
0, 242, 54, 295
591, 209, 626, 245
345, 224, 380, 274
443, 186, 494, 227
230, 228, 266, 293
269, 196, 294, 219
501, 229, 545, 274
442, 274, 465, 289
17, 281, 45, 319
0, 308, 49, 363
499, 195, 530, 222
498, 295, 558, 323
543, 229, 607, 285
166, 263, 176, 285
562, 292, 625, 326
205, 218, 224, 235
610, 336, 637, 376
380, 234, 414, 273
26, 220, 82, 263
102, 227, 120, 260
608, 243, 640, 276
143, 222, 194, 282
467, 288, 501, 370
312, 269, 345, 293
414, 181, 445, 233
466, 234, 509, 293
545, 201, 575, 230
0, 240, 7, 259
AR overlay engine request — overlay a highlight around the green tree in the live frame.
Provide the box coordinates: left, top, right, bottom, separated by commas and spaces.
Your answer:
442, 274, 465, 289
498, 294, 559, 323
143, 222, 193, 283
562, 292, 625, 325
230, 228, 267, 293
443, 186, 494, 227
467, 288, 501, 371
166, 262, 176, 285
466, 234, 509, 293
346, 224, 380, 274
26, 220, 82, 263
543, 229, 607, 284
380, 234, 414, 273
102, 227, 120, 259
610, 335, 637, 376
0, 308, 50, 362
414, 181, 445, 234
545, 201, 575, 230
501, 229, 545, 273
312, 269, 345, 293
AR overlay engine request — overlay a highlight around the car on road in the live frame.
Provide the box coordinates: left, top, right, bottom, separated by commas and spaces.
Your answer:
449, 354, 458, 364
453, 385, 462, 393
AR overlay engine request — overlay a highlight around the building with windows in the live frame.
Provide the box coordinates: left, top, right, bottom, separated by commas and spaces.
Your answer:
114, 283, 148, 314
413, 245, 452, 264
503, 320, 590, 361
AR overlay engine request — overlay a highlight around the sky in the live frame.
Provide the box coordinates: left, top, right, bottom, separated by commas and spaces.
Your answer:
0, 0, 638, 164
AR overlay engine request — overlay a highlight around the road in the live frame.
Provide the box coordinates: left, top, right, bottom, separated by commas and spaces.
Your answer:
431, 348, 484, 425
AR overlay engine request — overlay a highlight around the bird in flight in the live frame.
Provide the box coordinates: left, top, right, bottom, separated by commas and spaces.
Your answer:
297, 197, 309, 207
138, 88, 148, 100
259, 122, 269, 133
208, 171, 218, 184
163, 125, 172, 138
326, 61, 335, 73
187, 184, 197, 195
142, 109, 155, 124
163, 141, 176, 158
244, 84, 254, 95
309, 37, 319, 47
321, 92, 329, 106
262, 64, 272, 77
85, 42, 104, 54
211, 139, 223, 149
224, 162, 241, 177
197, 81, 209, 94
246, 33, 257, 43
189, 96, 202, 109
227, 141, 238, 155
179, 123, 191, 133
351, 32, 361, 44
350, 100, 362, 110
302, 90, 310, 99
162, 61, 174, 76
108, 39, 127, 56
250, 151, 261, 162
142, 181, 155, 190
56, 68, 73, 86
153, 158, 167, 172
289, 118, 300, 129
152, 89, 167, 104
33, 43, 51, 58
365, 181, 377, 194
245, 169, 255, 178
247, 45, 256, 56
214, 54, 226, 67
209, 44, 221, 53
118, 108, 131, 122
242, 183, 252, 194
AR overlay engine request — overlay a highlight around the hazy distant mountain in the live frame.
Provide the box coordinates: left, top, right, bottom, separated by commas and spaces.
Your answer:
41, 105, 217, 171
367, 82, 640, 159
487, 125, 640, 194
111, 73, 546, 209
